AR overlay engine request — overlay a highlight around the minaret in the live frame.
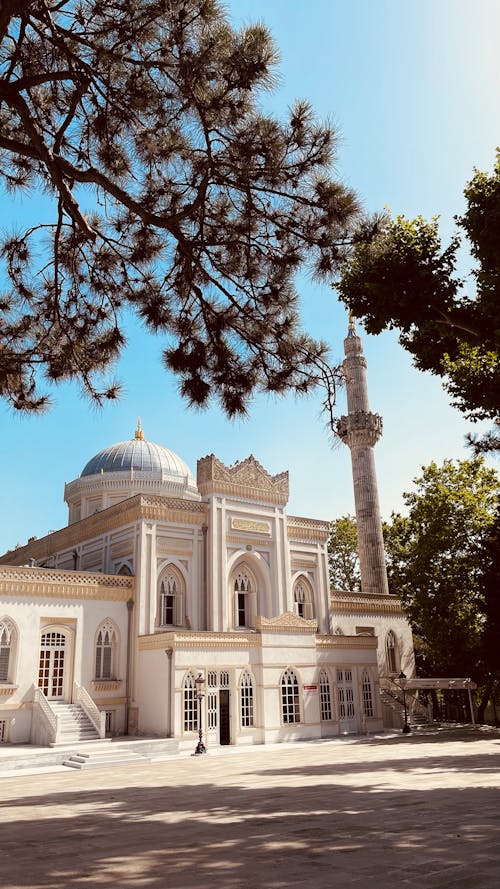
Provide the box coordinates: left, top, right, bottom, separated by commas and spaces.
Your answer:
337, 316, 389, 596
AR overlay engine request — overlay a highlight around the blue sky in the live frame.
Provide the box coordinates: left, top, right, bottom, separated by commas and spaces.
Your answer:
1, 0, 499, 552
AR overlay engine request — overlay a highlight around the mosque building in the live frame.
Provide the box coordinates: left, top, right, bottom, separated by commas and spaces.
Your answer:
0, 323, 414, 748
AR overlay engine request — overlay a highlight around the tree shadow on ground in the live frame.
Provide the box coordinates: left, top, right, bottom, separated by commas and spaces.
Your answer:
0, 745, 499, 889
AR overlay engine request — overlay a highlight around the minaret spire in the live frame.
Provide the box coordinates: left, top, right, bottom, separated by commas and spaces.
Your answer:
337, 317, 389, 596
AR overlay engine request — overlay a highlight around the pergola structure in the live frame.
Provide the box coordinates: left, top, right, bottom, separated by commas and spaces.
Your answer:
399, 677, 477, 724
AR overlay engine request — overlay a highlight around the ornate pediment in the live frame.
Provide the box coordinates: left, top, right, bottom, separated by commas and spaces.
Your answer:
256, 611, 318, 633
197, 454, 289, 505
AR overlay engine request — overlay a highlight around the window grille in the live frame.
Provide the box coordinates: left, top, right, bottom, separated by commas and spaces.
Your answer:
362, 671, 374, 717
0, 719, 7, 742
281, 669, 300, 724
234, 571, 251, 627
183, 673, 197, 732
319, 671, 332, 721
219, 671, 230, 689
240, 672, 254, 727
207, 692, 217, 730
207, 671, 217, 688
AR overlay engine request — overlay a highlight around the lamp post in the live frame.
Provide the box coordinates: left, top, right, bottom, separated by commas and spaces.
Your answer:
398, 671, 411, 734
193, 673, 207, 755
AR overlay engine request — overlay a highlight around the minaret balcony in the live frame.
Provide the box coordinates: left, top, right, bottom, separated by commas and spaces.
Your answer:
337, 411, 383, 447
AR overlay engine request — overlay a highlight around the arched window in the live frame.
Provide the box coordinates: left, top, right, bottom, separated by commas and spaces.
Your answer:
293, 578, 314, 619
240, 671, 254, 727
319, 670, 332, 721
117, 563, 133, 576
385, 631, 399, 674
183, 673, 198, 732
95, 620, 118, 680
0, 618, 16, 683
281, 669, 300, 724
362, 670, 374, 717
232, 567, 255, 628
158, 566, 184, 627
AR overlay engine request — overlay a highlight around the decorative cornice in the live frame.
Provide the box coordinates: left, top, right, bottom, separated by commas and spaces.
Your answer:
256, 612, 318, 633
331, 592, 404, 616
0, 566, 134, 601
197, 454, 289, 505
139, 630, 260, 650
0, 494, 207, 565
287, 516, 330, 543
316, 634, 378, 650
91, 680, 123, 692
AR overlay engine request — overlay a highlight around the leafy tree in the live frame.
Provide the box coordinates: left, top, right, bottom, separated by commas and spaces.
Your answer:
383, 458, 500, 705
0, 0, 367, 415
328, 514, 361, 591
337, 154, 500, 448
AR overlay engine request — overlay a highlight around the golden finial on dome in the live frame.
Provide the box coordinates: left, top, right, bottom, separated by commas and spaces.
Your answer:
134, 417, 145, 441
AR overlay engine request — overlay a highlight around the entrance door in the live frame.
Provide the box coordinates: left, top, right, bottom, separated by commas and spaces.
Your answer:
38, 630, 67, 700
219, 689, 230, 745
337, 668, 357, 733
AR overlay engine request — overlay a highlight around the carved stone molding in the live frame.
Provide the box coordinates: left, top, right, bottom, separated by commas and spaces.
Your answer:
316, 634, 378, 650
197, 454, 289, 504
287, 516, 329, 543
139, 630, 260, 650
0, 684, 18, 696
91, 680, 123, 692
337, 411, 383, 447
331, 593, 404, 616
0, 566, 134, 601
256, 612, 318, 633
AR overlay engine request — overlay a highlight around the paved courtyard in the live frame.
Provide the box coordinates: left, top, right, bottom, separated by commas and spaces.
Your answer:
1, 728, 499, 889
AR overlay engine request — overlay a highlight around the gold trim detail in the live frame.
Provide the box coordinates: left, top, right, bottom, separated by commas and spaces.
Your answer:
316, 634, 378, 650
331, 593, 404, 616
256, 612, 318, 633
0, 566, 134, 601
231, 518, 271, 535
139, 630, 260, 651
91, 680, 123, 692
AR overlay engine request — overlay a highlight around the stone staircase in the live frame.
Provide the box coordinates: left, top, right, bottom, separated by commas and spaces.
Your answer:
380, 686, 432, 730
50, 702, 101, 745
62, 749, 151, 770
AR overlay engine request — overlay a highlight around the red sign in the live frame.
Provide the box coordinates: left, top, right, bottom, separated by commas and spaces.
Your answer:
304, 684, 318, 690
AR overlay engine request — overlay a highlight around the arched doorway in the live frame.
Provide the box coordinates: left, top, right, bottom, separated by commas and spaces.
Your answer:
38, 627, 72, 701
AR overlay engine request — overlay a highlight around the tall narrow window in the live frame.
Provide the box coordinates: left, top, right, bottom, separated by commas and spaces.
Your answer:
281, 669, 300, 724
240, 672, 254, 727
293, 578, 314, 620
158, 567, 184, 628
95, 620, 118, 680
183, 673, 198, 732
0, 619, 15, 683
385, 631, 398, 674
233, 570, 252, 627
362, 670, 374, 718
319, 671, 332, 721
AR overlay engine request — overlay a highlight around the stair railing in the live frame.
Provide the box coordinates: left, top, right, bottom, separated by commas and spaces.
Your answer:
31, 684, 58, 746
380, 677, 432, 723
73, 681, 106, 738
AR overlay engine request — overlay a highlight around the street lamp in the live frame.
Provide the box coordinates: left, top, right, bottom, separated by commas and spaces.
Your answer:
398, 671, 411, 734
193, 672, 207, 755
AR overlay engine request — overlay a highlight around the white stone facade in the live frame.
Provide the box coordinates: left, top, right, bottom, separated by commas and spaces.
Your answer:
0, 423, 413, 748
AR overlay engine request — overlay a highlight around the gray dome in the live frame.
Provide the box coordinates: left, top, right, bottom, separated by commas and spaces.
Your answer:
81, 424, 196, 486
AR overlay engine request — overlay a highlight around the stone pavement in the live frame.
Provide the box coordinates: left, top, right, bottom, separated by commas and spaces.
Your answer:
0, 727, 499, 889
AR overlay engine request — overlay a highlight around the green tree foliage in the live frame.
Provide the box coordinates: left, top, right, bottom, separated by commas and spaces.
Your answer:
383, 458, 500, 687
328, 514, 361, 591
337, 154, 500, 447
0, 0, 368, 415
